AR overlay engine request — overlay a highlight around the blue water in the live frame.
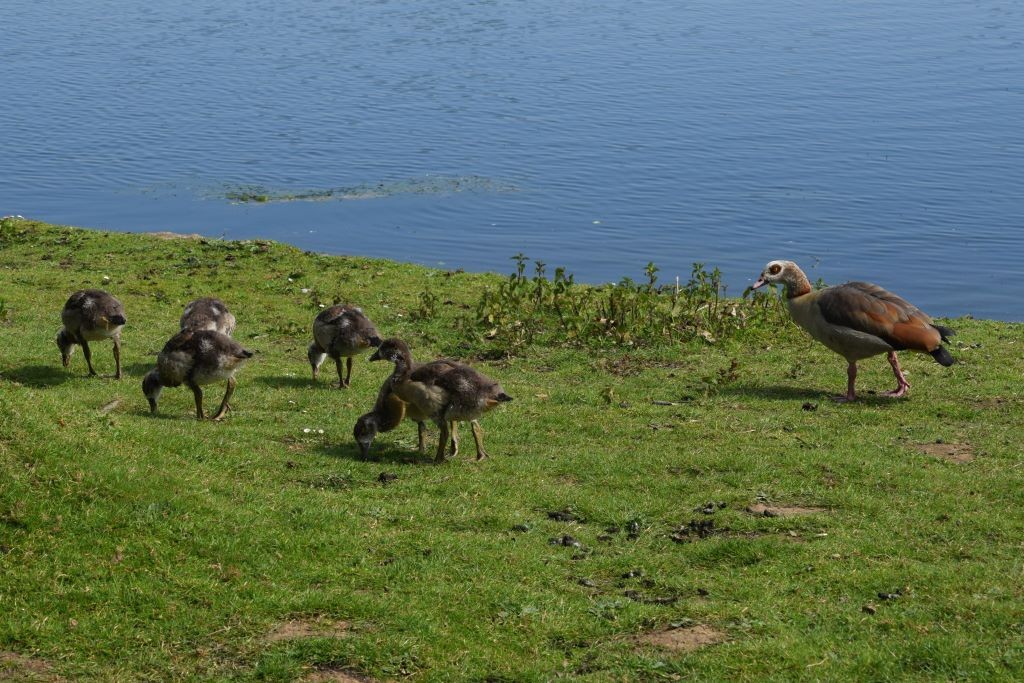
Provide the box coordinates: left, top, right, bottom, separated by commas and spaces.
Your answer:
2, 0, 1022, 320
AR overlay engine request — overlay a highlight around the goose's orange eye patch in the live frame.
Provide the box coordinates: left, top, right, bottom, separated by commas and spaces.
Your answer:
769, 264, 782, 275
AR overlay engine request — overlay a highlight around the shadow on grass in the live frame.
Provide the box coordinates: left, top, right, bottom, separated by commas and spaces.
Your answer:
2, 364, 73, 387
721, 383, 904, 406
133, 409, 190, 420
314, 439, 431, 465
123, 362, 155, 377
252, 375, 322, 389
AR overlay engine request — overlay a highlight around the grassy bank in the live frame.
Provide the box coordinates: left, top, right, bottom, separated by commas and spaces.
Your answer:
0, 219, 1022, 681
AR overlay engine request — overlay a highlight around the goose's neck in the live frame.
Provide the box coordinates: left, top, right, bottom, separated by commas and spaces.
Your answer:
785, 271, 813, 299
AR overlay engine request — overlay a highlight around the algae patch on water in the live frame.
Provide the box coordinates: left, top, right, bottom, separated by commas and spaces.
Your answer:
220, 175, 518, 204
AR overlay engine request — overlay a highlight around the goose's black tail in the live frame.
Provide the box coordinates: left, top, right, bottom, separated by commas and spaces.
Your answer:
930, 346, 955, 367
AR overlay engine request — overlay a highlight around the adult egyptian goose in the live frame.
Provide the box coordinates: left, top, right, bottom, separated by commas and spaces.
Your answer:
57, 289, 127, 379
180, 297, 236, 335
753, 260, 955, 402
142, 329, 253, 420
370, 338, 512, 463
307, 305, 382, 388
353, 359, 462, 460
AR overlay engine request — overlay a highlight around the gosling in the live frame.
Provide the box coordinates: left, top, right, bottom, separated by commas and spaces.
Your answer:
180, 297, 236, 335
307, 304, 381, 388
370, 338, 512, 463
142, 329, 253, 420
57, 289, 126, 379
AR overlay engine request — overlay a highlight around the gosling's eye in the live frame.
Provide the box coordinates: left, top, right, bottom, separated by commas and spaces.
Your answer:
769, 264, 782, 275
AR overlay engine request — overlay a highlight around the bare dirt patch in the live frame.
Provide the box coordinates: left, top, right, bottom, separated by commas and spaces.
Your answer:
146, 231, 204, 240
635, 624, 727, 652
0, 651, 63, 681
301, 668, 375, 683
265, 617, 352, 643
912, 442, 974, 464
746, 503, 826, 518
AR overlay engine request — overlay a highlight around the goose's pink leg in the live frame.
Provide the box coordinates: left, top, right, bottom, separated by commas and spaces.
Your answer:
882, 351, 911, 397
832, 362, 858, 403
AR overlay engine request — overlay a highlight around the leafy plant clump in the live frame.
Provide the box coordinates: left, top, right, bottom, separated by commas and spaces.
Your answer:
465, 254, 787, 356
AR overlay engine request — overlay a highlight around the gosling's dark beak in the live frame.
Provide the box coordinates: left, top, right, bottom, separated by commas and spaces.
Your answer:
369, 348, 383, 361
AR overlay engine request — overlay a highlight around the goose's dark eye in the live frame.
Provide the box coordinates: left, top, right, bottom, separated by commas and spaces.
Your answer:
769, 264, 782, 275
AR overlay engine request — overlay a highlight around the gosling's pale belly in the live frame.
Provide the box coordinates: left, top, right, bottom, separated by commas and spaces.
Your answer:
80, 324, 123, 342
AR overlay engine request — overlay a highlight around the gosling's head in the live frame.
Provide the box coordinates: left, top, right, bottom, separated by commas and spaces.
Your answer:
56, 329, 74, 367
353, 412, 379, 460
307, 342, 327, 376
369, 338, 410, 364
142, 369, 163, 413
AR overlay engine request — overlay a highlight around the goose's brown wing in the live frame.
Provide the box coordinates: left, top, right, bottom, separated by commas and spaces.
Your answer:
816, 282, 942, 353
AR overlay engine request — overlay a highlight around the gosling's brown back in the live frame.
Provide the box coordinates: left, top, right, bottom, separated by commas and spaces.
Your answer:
62, 289, 126, 337
180, 297, 236, 335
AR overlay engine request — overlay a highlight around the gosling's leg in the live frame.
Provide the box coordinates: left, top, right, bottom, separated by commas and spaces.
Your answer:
112, 335, 122, 380
435, 420, 450, 464
417, 421, 427, 453
81, 338, 97, 376
345, 357, 354, 388
334, 358, 347, 389
449, 421, 459, 457
212, 377, 235, 421
881, 351, 911, 398
189, 381, 205, 420
471, 420, 489, 460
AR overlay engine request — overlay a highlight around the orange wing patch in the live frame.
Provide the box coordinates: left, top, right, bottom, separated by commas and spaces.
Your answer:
817, 282, 941, 351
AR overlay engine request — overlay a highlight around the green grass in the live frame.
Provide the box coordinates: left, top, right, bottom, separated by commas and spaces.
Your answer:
0, 219, 1022, 681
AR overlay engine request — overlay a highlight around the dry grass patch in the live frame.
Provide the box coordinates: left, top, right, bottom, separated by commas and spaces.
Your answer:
634, 624, 727, 652
265, 617, 353, 644
301, 668, 375, 683
912, 442, 974, 464
0, 651, 63, 682
746, 503, 826, 518
146, 231, 204, 240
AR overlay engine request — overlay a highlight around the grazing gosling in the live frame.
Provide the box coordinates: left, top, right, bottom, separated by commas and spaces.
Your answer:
753, 260, 955, 402
180, 297, 236, 335
353, 368, 461, 461
307, 305, 382, 388
57, 289, 127, 379
142, 329, 253, 420
370, 338, 512, 463
354, 389, 409, 460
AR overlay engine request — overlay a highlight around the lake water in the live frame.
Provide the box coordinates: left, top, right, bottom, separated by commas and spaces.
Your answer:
2, 0, 1022, 320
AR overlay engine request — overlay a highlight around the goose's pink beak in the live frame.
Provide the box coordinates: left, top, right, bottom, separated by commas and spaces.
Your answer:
752, 276, 767, 289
